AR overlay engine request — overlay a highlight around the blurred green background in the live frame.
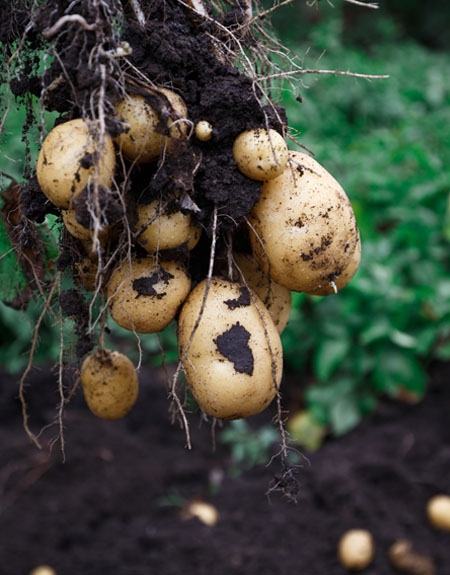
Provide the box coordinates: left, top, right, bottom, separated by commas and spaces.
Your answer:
1, 1, 449, 445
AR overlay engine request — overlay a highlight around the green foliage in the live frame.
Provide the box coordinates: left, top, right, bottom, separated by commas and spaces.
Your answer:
280, 12, 450, 434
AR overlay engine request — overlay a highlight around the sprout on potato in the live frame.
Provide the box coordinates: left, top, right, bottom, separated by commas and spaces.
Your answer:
337, 529, 374, 571
107, 256, 191, 334
249, 150, 361, 295
114, 89, 188, 163
81, 349, 138, 420
135, 200, 201, 253
233, 128, 288, 181
36, 118, 116, 209
177, 277, 283, 420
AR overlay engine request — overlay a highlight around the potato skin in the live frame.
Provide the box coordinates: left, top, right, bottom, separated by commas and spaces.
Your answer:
81, 349, 138, 420
338, 529, 374, 570
135, 201, 201, 253
233, 252, 291, 334
177, 277, 283, 420
107, 256, 191, 333
233, 128, 288, 181
427, 495, 450, 531
36, 119, 115, 209
249, 151, 361, 295
114, 90, 188, 163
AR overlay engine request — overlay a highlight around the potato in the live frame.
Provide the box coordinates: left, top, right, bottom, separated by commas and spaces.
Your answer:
177, 277, 283, 419
81, 349, 138, 420
427, 494, 450, 531
195, 120, 213, 142
249, 151, 361, 295
62, 209, 112, 241
182, 501, 219, 526
114, 89, 188, 163
36, 119, 116, 209
29, 567, 56, 575
135, 201, 201, 253
107, 256, 191, 333
338, 529, 374, 570
75, 256, 101, 292
233, 128, 288, 181
232, 252, 291, 334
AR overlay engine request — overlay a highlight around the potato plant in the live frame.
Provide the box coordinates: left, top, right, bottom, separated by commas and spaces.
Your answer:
0, 0, 384, 464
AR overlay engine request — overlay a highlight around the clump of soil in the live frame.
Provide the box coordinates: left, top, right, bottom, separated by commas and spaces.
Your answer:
0, 362, 449, 574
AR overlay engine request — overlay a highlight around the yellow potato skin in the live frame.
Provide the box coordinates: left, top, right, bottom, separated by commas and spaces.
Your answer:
114, 89, 188, 163
62, 209, 112, 241
233, 128, 288, 181
427, 495, 450, 531
249, 151, 361, 295
177, 277, 283, 420
36, 119, 116, 209
338, 529, 374, 571
81, 349, 138, 420
107, 256, 191, 333
135, 201, 201, 253
233, 252, 291, 334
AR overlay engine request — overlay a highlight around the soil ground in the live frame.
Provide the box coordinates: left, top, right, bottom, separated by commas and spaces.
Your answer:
0, 362, 449, 575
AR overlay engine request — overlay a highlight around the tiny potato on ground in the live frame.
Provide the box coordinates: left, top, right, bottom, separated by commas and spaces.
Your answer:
249, 151, 361, 295
36, 119, 116, 209
81, 349, 138, 420
107, 256, 191, 333
427, 494, 450, 531
135, 200, 201, 253
233, 128, 288, 181
114, 89, 188, 163
177, 276, 283, 420
338, 529, 374, 571
195, 120, 213, 142
181, 501, 219, 526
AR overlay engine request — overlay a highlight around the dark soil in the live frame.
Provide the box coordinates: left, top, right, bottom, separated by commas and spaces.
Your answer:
1, 362, 450, 575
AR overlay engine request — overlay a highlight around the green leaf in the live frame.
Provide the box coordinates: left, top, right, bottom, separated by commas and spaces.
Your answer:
313, 338, 351, 382
330, 396, 362, 436
372, 349, 426, 397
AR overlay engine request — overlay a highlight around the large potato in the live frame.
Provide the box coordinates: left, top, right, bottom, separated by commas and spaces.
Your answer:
107, 256, 191, 333
135, 201, 201, 253
249, 151, 361, 295
233, 128, 288, 181
81, 349, 138, 420
177, 277, 283, 420
36, 119, 116, 209
232, 252, 291, 334
114, 89, 188, 163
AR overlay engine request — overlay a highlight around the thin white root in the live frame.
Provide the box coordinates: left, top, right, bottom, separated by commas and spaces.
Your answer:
43, 15, 96, 39
344, 0, 379, 9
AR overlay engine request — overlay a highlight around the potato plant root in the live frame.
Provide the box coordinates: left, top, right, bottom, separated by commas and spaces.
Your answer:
0, 362, 449, 574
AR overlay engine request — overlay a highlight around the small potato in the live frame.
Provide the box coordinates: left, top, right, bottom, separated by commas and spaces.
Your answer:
81, 349, 138, 420
233, 128, 288, 181
115, 89, 188, 163
177, 277, 283, 420
29, 567, 56, 575
338, 529, 374, 571
107, 256, 191, 333
249, 151, 361, 295
62, 209, 112, 241
232, 252, 291, 334
427, 494, 450, 531
135, 201, 201, 253
36, 119, 116, 209
195, 120, 213, 142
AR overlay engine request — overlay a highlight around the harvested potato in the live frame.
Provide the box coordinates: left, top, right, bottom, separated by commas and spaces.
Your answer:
135, 200, 201, 253
249, 150, 361, 295
182, 501, 219, 526
232, 252, 291, 333
36, 119, 116, 209
114, 89, 188, 163
195, 120, 213, 142
233, 128, 288, 181
29, 567, 57, 575
81, 349, 138, 420
427, 494, 450, 531
62, 209, 111, 240
338, 529, 374, 570
177, 277, 283, 420
107, 256, 191, 333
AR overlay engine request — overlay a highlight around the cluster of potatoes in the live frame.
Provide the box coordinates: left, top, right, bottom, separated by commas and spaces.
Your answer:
36, 86, 360, 422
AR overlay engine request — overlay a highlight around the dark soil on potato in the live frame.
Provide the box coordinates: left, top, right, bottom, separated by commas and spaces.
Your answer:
0, 362, 449, 575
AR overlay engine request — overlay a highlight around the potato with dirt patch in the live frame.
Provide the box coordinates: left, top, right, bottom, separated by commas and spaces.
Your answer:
114, 89, 188, 163
177, 277, 283, 420
233, 128, 288, 181
135, 200, 201, 253
81, 349, 138, 420
249, 150, 361, 295
107, 256, 191, 333
36, 119, 116, 209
